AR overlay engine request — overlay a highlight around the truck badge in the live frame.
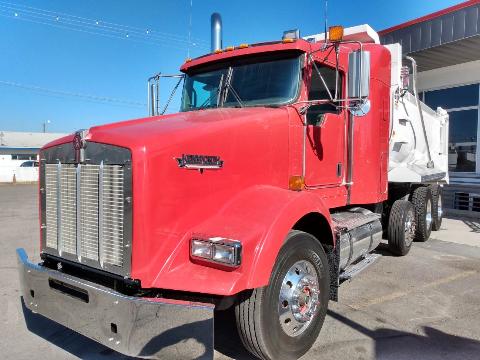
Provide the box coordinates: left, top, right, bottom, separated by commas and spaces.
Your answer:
73, 129, 87, 163
176, 154, 224, 172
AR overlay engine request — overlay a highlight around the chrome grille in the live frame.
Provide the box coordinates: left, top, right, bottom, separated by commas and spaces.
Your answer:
59, 165, 77, 255
44, 161, 127, 271
45, 164, 58, 249
101, 165, 124, 267
80, 165, 100, 261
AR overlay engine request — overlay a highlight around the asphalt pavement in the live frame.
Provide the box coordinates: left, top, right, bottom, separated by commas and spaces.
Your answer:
1, 184, 480, 360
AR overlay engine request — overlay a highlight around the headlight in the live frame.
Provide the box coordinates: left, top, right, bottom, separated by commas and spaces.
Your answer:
190, 236, 242, 267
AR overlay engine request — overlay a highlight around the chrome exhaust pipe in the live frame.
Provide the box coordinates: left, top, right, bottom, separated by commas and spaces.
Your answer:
211, 13, 222, 52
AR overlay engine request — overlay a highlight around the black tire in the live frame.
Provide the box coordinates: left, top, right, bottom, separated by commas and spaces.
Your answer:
410, 186, 433, 242
387, 200, 415, 256
430, 184, 443, 231
235, 230, 330, 360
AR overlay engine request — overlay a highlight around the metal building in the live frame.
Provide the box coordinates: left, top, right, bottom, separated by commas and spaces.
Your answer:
380, 0, 480, 216
0, 131, 67, 182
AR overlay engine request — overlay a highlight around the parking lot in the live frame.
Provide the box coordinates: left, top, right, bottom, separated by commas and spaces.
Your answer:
1, 184, 480, 360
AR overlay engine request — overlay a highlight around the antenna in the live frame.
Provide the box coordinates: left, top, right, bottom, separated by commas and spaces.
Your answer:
324, 0, 328, 44
187, 0, 193, 58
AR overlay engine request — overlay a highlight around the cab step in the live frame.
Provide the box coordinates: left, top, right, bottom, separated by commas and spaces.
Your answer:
339, 253, 381, 281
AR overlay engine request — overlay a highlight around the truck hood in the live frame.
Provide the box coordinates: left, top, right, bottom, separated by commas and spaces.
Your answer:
44, 107, 288, 152
88, 107, 287, 151
42, 106, 293, 291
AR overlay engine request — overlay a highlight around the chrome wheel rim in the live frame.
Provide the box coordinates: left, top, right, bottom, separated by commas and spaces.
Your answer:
405, 208, 415, 246
426, 199, 433, 229
437, 194, 443, 220
278, 260, 320, 337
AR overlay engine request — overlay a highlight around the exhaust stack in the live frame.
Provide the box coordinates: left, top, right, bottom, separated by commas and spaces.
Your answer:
211, 13, 222, 52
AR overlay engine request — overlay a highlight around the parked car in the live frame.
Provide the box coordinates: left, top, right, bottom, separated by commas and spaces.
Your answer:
20, 160, 39, 167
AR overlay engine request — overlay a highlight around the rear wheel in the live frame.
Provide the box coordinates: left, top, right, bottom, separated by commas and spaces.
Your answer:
235, 231, 330, 360
388, 200, 415, 256
411, 186, 433, 242
430, 184, 443, 231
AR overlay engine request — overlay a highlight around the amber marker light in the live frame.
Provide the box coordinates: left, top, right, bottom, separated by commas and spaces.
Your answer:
237, 43, 249, 49
329, 25, 344, 42
289, 175, 305, 191
225, 46, 235, 51
214, 49, 223, 54
185, 58, 192, 63
282, 38, 295, 43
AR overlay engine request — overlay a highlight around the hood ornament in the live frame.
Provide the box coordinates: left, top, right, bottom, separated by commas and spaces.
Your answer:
73, 129, 88, 163
176, 154, 223, 173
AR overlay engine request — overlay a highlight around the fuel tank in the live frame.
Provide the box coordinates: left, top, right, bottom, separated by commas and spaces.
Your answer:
331, 208, 383, 271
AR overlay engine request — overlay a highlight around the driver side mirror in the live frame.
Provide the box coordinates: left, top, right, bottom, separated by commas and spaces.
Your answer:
348, 50, 370, 99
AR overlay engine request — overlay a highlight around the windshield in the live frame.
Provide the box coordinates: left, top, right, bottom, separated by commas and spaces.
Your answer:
181, 54, 301, 111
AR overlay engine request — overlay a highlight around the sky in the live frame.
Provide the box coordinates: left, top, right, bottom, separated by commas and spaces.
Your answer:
0, 0, 464, 134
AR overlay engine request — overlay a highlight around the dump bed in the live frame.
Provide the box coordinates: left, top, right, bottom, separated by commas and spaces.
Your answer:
386, 43, 449, 184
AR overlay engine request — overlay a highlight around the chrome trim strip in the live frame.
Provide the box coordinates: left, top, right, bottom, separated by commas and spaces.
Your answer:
98, 160, 104, 268
76, 164, 82, 261
17, 248, 214, 359
56, 160, 62, 256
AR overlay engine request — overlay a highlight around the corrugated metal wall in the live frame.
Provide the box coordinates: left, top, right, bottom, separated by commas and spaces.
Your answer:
381, 3, 480, 54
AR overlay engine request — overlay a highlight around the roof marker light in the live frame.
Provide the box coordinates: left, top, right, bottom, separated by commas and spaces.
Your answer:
329, 25, 344, 42
237, 43, 249, 49
225, 46, 235, 51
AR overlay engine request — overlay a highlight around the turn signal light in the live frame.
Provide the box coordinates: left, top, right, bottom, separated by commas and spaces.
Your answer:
329, 25, 344, 42
289, 175, 305, 191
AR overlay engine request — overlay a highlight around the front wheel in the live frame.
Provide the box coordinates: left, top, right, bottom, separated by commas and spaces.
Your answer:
235, 230, 330, 360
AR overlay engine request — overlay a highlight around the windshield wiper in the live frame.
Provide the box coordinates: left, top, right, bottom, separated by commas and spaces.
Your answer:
221, 67, 244, 108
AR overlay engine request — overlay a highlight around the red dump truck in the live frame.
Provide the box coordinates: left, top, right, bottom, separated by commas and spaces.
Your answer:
17, 16, 449, 360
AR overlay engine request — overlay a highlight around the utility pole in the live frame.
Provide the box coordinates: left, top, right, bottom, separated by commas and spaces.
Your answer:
42, 120, 50, 133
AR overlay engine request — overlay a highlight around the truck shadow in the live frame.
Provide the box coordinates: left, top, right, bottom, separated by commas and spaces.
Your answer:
214, 308, 256, 359
22, 296, 480, 359
327, 309, 480, 359
215, 308, 480, 360
21, 297, 212, 359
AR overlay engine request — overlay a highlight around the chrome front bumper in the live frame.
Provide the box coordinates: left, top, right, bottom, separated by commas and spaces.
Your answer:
17, 248, 214, 359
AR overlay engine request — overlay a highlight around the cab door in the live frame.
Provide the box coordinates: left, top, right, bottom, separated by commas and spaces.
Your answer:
304, 64, 346, 187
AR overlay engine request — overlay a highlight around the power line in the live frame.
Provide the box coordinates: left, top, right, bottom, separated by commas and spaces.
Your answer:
0, 80, 146, 108
0, 0, 208, 44
0, 11, 196, 51
0, 1, 208, 51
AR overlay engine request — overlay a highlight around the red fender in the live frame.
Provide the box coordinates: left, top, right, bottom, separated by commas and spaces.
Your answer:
153, 185, 333, 296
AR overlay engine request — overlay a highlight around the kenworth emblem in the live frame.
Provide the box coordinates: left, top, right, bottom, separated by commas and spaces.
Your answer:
73, 129, 88, 163
176, 154, 224, 172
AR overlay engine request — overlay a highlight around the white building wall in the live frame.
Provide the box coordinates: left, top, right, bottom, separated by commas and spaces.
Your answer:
417, 59, 480, 91
0, 154, 38, 183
